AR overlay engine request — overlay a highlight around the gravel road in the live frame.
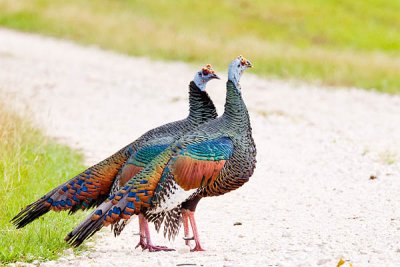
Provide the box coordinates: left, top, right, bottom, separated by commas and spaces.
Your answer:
1, 28, 400, 266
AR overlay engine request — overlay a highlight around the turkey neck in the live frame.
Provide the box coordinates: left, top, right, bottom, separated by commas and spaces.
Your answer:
222, 80, 250, 128
187, 81, 218, 124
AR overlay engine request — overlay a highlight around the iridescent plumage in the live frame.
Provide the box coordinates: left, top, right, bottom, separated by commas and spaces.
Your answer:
66, 56, 257, 251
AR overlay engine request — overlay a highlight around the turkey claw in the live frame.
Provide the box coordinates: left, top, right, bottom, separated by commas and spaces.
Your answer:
135, 239, 174, 252
190, 245, 205, 252
144, 245, 175, 252
135, 239, 147, 250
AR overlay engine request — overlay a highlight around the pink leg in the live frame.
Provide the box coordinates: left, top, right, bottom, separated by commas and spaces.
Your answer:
182, 209, 192, 247
138, 214, 175, 252
188, 210, 205, 252
135, 215, 147, 249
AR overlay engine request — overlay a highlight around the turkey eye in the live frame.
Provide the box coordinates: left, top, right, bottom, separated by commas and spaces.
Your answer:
202, 70, 208, 75
237, 64, 240, 67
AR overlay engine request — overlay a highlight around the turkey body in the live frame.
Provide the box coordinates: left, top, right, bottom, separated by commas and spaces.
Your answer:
66, 79, 257, 248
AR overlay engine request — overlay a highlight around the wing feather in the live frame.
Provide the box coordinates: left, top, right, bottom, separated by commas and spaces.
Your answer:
172, 137, 234, 190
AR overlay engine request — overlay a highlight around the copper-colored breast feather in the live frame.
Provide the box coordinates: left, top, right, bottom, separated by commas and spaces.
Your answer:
172, 156, 226, 191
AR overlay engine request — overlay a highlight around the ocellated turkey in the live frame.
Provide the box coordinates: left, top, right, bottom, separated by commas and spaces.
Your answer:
65, 56, 257, 252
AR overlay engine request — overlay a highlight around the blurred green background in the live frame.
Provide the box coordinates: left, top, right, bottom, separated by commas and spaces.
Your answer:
0, 105, 87, 263
0, 0, 400, 93
1, 0, 399, 93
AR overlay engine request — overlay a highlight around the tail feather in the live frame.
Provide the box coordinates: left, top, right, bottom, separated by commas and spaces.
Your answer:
11, 146, 131, 228
11, 187, 59, 228
65, 212, 105, 247
65, 201, 114, 247
65, 177, 154, 246
65, 148, 173, 246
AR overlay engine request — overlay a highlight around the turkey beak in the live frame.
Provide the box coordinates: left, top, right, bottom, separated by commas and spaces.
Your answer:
246, 60, 253, 68
211, 73, 220, 80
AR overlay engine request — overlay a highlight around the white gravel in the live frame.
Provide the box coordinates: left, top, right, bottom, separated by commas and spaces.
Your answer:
1, 28, 400, 267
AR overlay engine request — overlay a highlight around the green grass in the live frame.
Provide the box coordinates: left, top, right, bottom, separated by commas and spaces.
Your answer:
0, 0, 399, 93
0, 104, 88, 264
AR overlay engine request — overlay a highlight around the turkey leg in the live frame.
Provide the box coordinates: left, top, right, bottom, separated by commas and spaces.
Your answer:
136, 214, 174, 252
182, 208, 205, 252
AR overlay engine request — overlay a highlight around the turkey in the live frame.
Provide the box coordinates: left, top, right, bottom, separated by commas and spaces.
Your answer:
11, 64, 220, 251
65, 56, 256, 252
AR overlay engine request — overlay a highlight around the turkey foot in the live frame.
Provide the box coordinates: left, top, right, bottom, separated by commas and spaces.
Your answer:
137, 214, 175, 252
135, 237, 173, 252
143, 244, 175, 252
191, 244, 205, 252
135, 234, 147, 250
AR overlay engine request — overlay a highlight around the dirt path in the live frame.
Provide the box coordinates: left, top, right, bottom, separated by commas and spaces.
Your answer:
1, 28, 400, 266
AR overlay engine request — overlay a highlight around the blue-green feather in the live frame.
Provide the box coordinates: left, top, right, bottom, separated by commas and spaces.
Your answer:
184, 137, 234, 161
129, 144, 169, 167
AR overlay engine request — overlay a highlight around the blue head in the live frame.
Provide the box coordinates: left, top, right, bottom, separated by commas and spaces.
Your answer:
193, 64, 220, 91
228, 55, 253, 90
